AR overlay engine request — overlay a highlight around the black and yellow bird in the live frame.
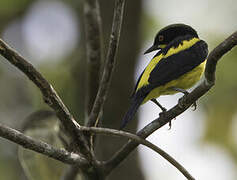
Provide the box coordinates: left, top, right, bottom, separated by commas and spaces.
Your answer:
120, 23, 208, 129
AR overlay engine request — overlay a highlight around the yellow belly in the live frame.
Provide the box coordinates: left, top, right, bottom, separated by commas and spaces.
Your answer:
142, 60, 206, 104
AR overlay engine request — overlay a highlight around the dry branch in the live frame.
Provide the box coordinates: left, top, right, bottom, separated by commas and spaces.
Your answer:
0, 123, 88, 166
0, 38, 91, 158
80, 126, 195, 180
103, 31, 237, 176
87, 0, 125, 127
83, 0, 103, 117
0, 2, 236, 179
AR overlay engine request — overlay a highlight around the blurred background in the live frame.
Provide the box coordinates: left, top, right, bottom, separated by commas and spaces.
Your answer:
0, 0, 237, 179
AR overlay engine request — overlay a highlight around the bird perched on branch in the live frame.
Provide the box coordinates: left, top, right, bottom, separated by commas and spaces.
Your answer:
120, 23, 208, 129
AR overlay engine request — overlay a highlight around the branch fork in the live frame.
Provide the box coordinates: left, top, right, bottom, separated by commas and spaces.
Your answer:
0, 0, 237, 179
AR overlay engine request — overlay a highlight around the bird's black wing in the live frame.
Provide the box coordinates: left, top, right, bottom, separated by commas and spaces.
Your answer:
147, 40, 208, 89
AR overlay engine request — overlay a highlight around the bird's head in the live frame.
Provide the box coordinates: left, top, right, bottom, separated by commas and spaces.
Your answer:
144, 24, 199, 54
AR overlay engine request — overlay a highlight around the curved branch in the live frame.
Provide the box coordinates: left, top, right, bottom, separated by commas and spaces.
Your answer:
83, 0, 103, 117
87, 0, 125, 127
0, 39, 91, 156
80, 126, 195, 180
103, 31, 237, 175
0, 123, 89, 166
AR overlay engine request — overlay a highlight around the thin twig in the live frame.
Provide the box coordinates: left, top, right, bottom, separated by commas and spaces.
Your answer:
87, 0, 125, 127
103, 31, 237, 175
0, 123, 89, 166
80, 126, 195, 180
0, 39, 91, 157
83, 0, 103, 118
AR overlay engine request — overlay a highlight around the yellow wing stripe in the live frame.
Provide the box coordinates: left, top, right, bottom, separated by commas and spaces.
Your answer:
136, 37, 200, 92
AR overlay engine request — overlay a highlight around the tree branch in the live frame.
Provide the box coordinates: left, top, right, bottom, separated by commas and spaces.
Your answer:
0, 39, 91, 157
103, 31, 237, 175
80, 126, 195, 180
87, 0, 125, 127
0, 123, 89, 166
83, 0, 103, 118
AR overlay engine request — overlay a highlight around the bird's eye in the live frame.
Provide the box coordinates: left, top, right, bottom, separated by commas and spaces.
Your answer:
159, 35, 164, 41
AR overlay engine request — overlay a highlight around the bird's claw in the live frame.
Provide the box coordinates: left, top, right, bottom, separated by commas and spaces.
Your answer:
168, 121, 172, 130
178, 97, 186, 109
159, 111, 166, 118
191, 101, 197, 111
159, 111, 174, 130
178, 94, 197, 110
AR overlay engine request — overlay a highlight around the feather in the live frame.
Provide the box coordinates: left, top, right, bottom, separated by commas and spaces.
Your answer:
120, 94, 145, 129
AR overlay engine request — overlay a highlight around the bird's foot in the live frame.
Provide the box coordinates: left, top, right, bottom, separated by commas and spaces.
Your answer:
168, 117, 176, 130
168, 120, 172, 130
158, 110, 175, 130
151, 99, 167, 112
178, 96, 187, 109
191, 101, 197, 111
173, 88, 197, 110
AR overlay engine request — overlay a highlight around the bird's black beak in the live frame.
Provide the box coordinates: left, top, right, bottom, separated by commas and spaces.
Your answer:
144, 45, 161, 54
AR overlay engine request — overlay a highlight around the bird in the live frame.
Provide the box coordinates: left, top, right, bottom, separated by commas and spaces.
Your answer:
120, 23, 208, 129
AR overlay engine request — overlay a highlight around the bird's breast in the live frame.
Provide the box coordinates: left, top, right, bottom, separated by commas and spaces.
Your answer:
142, 60, 206, 104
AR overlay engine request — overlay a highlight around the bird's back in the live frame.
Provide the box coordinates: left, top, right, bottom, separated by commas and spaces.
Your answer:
134, 36, 208, 104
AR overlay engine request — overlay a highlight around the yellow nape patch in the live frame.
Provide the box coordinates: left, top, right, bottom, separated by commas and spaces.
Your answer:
163, 38, 200, 58
136, 37, 200, 92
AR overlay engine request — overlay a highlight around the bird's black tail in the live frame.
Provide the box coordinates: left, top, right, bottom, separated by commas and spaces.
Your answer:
120, 96, 145, 130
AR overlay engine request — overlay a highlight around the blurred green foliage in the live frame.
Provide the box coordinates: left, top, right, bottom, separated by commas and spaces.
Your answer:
30, 61, 73, 109
203, 40, 237, 161
0, 0, 31, 16
141, 12, 161, 43
0, 0, 237, 179
18, 111, 66, 180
